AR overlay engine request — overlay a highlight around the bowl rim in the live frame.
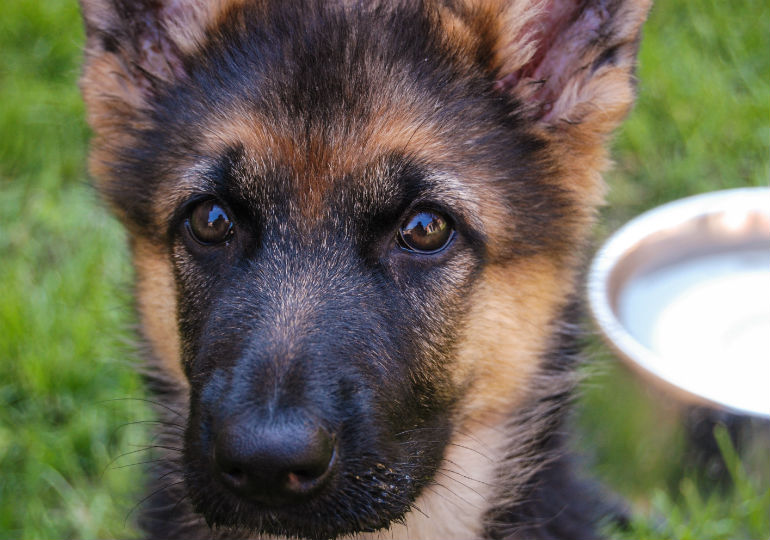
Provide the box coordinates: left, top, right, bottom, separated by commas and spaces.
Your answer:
587, 187, 770, 418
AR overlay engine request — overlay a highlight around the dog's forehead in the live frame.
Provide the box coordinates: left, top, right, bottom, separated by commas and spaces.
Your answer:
156, 94, 535, 259
142, 0, 556, 257
156, 14, 501, 220
195, 105, 469, 207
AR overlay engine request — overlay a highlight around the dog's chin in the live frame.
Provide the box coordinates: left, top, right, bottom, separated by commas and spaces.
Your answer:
183, 458, 422, 539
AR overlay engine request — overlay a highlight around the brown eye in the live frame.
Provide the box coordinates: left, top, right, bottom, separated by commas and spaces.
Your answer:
398, 210, 454, 254
186, 200, 233, 245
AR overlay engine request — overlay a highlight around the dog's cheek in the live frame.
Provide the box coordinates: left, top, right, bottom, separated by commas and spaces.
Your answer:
453, 254, 576, 423
132, 238, 186, 386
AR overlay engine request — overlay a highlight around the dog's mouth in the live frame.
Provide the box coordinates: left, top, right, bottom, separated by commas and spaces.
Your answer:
184, 450, 426, 538
182, 415, 447, 539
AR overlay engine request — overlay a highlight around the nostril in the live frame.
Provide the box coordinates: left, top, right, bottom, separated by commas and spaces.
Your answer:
221, 466, 246, 485
213, 447, 248, 490
283, 443, 336, 494
286, 471, 315, 492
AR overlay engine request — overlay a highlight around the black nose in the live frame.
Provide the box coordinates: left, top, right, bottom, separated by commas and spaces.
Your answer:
213, 413, 336, 504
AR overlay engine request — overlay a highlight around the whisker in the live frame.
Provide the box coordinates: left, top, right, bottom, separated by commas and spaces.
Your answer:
109, 419, 185, 446
430, 480, 481, 509
98, 397, 185, 418
397, 439, 494, 462
165, 486, 194, 521
422, 484, 466, 513
447, 442, 493, 462
103, 444, 183, 478
101, 447, 155, 478
436, 469, 488, 501
112, 458, 173, 470
461, 416, 506, 435
440, 466, 502, 489
394, 427, 495, 456
113, 419, 185, 433
406, 501, 430, 520
124, 480, 186, 527
156, 468, 183, 483
441, 457, 470, 476
393, 427, 447, 438
126, 443, 184, 453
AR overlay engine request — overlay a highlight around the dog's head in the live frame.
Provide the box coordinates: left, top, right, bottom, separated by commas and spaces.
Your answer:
80, 0, 649, 537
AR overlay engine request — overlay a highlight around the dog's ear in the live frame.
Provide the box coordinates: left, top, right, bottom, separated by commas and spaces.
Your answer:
446, 0, 651, 137
79, 0, 229, 130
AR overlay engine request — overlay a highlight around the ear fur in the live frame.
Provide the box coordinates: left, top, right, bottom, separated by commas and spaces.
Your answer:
79, 0, 237, 134
79, 0, 235, 86
445, 0, 652, 135
78, 0, 243, 203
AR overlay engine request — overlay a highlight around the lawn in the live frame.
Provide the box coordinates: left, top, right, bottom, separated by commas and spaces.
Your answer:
0, 0, 768, 538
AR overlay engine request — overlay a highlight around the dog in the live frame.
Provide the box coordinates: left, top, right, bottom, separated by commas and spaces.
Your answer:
79, 0, 651, 538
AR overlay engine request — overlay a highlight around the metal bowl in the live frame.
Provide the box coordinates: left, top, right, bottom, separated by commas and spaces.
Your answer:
588, 187, 770, 417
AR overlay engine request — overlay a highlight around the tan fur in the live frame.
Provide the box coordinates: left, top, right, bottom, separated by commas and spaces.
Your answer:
454, 255, 578, 420
179, 108, 465, 219
80, 54, 147, 215
209, 102, 455, 174
133, 238, 186, 386
435, 0, 546, 75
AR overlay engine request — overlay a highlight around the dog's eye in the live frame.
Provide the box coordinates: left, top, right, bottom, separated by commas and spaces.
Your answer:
397, 210, 454, 254
186, 199, 234, 245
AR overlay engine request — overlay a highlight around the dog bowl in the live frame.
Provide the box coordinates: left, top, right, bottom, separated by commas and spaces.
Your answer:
588, 187, 770, 418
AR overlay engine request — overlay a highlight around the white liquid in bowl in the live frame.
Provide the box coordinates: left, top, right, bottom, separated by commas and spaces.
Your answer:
617, 248, 770, 416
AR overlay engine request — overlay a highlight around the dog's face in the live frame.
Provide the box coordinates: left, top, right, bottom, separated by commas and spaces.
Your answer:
80, 0, 649, 537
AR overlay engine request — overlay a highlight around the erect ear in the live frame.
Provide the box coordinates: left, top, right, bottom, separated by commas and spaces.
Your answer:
446, 0, 652, 136
79, 0, 232, 131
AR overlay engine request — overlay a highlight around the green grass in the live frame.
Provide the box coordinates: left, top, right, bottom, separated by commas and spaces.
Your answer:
0, 2, 149, 538
0, 0, 767, 538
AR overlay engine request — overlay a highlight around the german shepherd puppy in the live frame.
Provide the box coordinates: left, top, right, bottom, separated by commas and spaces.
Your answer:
79, 0, 650, 538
